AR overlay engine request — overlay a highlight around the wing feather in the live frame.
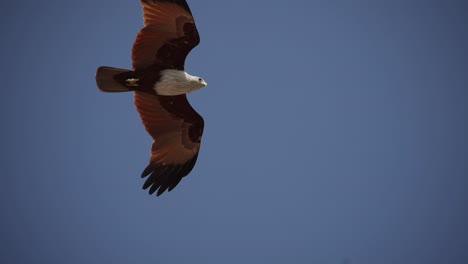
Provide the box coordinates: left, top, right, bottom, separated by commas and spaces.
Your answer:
134, 91, 203, 196
132, 0, 200, 70
141, 0, 193, 27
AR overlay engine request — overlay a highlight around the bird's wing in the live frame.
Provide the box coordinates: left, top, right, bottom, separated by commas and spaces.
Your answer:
132, 0, 200, 70
134, 91, 204, 196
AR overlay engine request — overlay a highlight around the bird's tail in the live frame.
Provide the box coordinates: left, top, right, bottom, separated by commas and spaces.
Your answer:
95, 66, 137, 92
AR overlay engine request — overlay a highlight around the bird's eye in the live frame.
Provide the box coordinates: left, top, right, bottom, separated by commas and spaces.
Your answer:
198, 78, 202, 82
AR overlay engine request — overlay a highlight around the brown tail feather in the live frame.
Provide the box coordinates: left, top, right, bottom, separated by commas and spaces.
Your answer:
95, 66, 133, 92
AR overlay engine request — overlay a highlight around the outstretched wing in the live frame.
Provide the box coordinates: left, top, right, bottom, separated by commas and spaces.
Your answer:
134, 91, 204, 196
132, 0, 200, 71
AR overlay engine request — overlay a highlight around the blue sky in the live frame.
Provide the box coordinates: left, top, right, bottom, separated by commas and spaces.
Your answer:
1, 1, 467, 263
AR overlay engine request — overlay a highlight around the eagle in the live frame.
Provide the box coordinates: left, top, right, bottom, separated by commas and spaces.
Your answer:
95, 0, 206, 196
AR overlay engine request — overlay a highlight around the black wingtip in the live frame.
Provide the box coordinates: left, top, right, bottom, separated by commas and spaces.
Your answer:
140, 153, 199, 197
141, 163, 157, 178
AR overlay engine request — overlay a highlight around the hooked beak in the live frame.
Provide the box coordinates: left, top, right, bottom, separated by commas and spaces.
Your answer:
201, 80, 208, 87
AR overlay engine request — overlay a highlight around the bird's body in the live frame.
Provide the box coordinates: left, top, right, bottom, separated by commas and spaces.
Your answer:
95, 0, 206, 196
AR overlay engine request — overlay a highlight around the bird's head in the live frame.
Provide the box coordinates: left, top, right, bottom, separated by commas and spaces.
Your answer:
188, 75, 207, 90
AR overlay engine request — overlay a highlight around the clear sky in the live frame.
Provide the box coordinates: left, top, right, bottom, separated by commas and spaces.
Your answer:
1, 1, 467, 263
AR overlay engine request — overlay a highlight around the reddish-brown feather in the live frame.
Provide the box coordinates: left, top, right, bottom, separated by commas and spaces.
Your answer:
132, 26, 173, 70
141, 2, 192, 27
133, 91, 203, 165
132, 1, 198, 70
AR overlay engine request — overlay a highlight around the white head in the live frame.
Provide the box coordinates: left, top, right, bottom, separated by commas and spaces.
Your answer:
155, 69, 207, 96
186, 72, 208, 90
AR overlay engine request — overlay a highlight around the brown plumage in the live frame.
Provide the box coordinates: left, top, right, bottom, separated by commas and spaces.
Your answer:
95, 0, 205, 196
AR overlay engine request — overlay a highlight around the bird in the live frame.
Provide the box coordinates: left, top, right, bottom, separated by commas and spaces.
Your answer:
95, 0, 206, 197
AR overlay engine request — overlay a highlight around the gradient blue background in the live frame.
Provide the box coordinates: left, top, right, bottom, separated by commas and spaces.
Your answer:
1, 1, 467, 263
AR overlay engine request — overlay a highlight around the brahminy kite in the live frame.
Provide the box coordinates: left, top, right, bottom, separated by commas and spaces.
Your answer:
95, 0, 206, 196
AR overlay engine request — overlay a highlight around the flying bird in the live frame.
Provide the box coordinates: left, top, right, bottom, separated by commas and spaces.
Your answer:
95, 0, 206, 196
